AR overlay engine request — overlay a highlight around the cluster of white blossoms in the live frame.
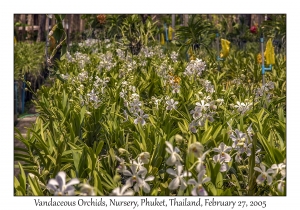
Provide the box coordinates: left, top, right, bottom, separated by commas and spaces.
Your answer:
232, 99, 253, 115
165, 97, 179, 111
228, 124, 286, 192
47, 171, 95, 196
189, 95, 219, 133
140, 46, 155, 58
165, 141, 211, 195
184, 58, 206, 77
113, 152, 154, 195
255, 81, 275, 102
120, 82, 148, 126
98, 51, 116, 72
253, 160, 286, 193
170, 51, 179, 63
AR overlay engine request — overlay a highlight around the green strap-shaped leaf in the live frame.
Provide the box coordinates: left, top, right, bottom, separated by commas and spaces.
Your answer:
80, 106, 86, 125
28, 175, 43, 196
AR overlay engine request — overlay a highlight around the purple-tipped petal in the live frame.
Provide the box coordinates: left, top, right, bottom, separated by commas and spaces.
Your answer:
48, 179, 59, 187
260, 163, 266, 172
123, 170, 133, 177
133, 183, 140, 192
142, 182, 151, 193
165, 141, 173, 152
254, 167, 262, 173
188, 179, 197, 185
166, 154, 176, 166
224, 146, 232, 153
56, 171, 66, 191
266, 168, 274, 174
202, 177, 211, 184
256, 174, 266, 185
168, 177, 180, 190
166, 168, 177, 177
66, 178, 80, 187
123, 190, 134, 196
219, 142, 225, 151
179, 179, 188, 191
177, 165, 183, 175
220, 163, 229, 172
213, 154, 220, 163
222, 153, 231, 162
191, 187, 198, 196
266, 175, 273, 185
197, 170, 205, 182
212, 148, 221, 153
145, 176, 154, 182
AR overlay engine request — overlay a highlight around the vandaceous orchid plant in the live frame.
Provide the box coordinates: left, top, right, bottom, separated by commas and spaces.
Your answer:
14, 36, 286, 196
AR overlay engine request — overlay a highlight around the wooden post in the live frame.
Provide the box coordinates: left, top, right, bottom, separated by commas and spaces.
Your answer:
171, 14, 175, 40
45, 15, 49, 69
27, 14, 34, 40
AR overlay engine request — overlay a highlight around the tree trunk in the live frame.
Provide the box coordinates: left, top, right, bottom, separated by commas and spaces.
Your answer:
140, 14, 150, 23
37, 14, 46, 42
245, 14, 251, 28
14, 14, 20, 38
65, 15, 70, 47
250, 14, 263, 26
80, 15, 85, 34
183, 14, 189, 26
227, 15, 233, 33
20, 14, 26, 41
74, 15, 81, 41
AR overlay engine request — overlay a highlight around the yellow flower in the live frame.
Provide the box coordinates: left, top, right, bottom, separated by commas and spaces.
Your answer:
49, 36, 56, 51
160, 33, 165, 45
188, 47, 195, 61
220, 39, 230, 58
168, 26, 174, 41
264, 38, 275, 65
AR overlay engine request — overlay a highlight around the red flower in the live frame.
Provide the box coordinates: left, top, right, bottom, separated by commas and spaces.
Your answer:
250, 25, 258, 34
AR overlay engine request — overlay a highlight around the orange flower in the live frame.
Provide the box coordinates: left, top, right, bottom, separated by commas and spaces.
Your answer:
174, 76, 181, 84
257, 53, 262, 64
97, 14, 106, 24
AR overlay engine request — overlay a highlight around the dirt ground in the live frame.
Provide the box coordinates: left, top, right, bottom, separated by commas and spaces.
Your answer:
14, 106, 37, 177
